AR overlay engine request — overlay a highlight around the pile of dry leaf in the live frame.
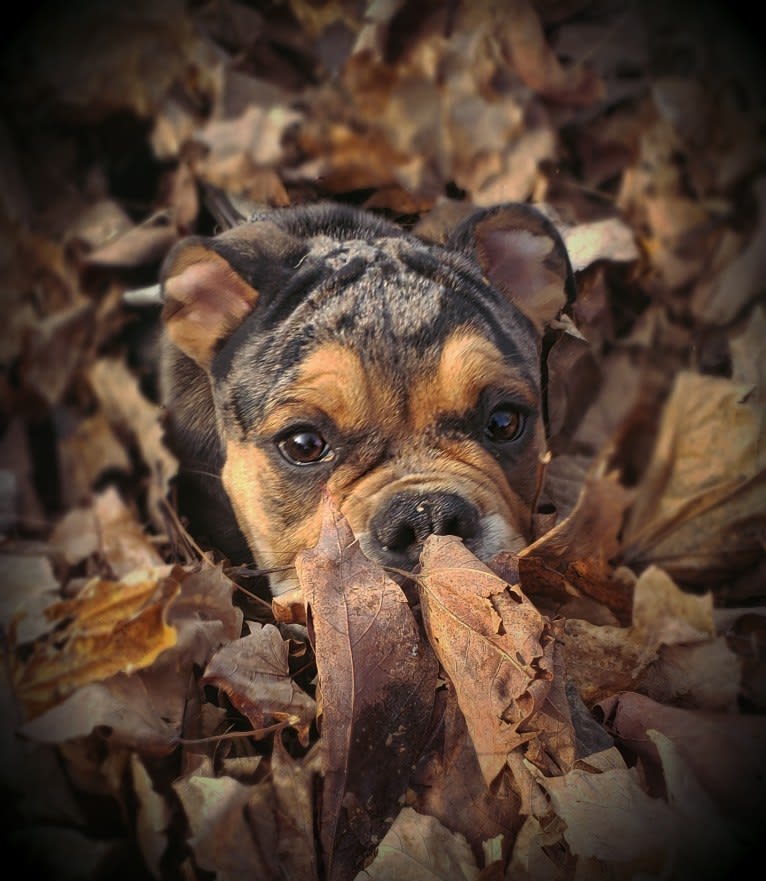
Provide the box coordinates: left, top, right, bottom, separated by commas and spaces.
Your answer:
1, 1, 765, 879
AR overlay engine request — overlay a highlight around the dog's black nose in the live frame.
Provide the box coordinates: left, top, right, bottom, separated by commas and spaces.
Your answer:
370, 491, 479, 565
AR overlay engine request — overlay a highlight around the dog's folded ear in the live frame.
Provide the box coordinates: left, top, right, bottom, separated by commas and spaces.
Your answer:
161, 242, 259, 369
447, 203, 575, 332
160, 221, 300, 369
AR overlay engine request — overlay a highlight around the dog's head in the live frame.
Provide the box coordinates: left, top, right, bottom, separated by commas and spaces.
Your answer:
160, 203, 574, 595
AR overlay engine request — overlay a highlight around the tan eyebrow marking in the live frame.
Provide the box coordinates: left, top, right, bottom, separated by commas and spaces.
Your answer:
408, 331, 535, 431
258, 343, 399, 436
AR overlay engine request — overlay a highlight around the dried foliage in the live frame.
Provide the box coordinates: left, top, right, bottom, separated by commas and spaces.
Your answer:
1, 1, 765, 880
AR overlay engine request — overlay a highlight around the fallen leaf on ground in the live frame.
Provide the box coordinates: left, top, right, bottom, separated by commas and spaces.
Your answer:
297, 496, 439, 881
203, 622, 315, 744
621, 371, 766, 585
356, 806, 479, 881
595, 690, 766, 836
50, 486, 165, 576
418, 534, 576, 787
174, 758, 280, 881
14, 567, 179, 719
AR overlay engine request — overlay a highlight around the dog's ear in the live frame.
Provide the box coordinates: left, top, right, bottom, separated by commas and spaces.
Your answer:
161, 242, 259, 369
448, 204, 575, 332
160, 221, 300, 369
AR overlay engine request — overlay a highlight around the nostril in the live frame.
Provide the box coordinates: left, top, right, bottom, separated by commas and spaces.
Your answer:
371, 491, 480, 561
382, 523, 417, 553
437, 514, 477, 540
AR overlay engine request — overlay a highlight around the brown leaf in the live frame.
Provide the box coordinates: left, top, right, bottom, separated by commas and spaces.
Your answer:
563, 216, 640, 272
0, 419, 45, 533
621, 371, 766, 585
296, 495, 439, 881
0, 552, 60, 644
631, 565, 714, 647
639, 637, 741, 711
561, 565, 739, 707
57, 411, 132, 508
534, 757, 670, 866
595, 692, 766, 826
517, 730, 746, 879
196, 104, 302, 169
271, 735, 321, 881
84, 214, 178, 268
131, 754, 170, 876
524, 457, 631, 566
64, 199, 134, 251
174, 759, 280, 881
497, 0, 604, 105
50, 486, 165, 576
88, 358, 178, 523
203, 622, 315, 744
559, 617, 642, 705
8, 2, 218, 120
360, 806, 480, 881
730, 304, 766, 402
20, 668, 182, 755
692, 176, 766, 325
21, 299, 93, 406
543, 318, 602, 446
629, 566, 740, 710
717, 609, 766, 709
165, 563, 244, 666
418, 535, 576, 786
271, 585, 307, 625
526, 736, 744, 880
411, 687, 522, 858
521, 456, 634, 622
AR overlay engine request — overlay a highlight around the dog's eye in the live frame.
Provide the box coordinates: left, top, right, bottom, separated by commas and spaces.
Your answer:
485, 405, 524, 443
277, 430, 333, 465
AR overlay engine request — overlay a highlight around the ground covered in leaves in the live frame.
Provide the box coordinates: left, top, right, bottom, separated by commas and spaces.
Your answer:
1, 1, 765, 879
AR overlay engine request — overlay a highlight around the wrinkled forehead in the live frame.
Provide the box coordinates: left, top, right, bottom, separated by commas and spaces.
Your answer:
214, 234, 540, 429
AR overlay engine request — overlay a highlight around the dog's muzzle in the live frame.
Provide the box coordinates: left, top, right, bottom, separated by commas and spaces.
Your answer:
369, 490, 480, 567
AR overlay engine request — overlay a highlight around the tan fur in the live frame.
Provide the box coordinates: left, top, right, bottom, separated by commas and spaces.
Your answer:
260, 344, 400, 437
163, 247, 260, 368
223, 336, 542, 594
160, 202, 574, 595
222, 442, 324, 585
409, 332, 535, 430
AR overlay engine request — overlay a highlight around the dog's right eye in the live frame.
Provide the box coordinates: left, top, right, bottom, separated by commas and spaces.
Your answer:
277, 429, 334, 466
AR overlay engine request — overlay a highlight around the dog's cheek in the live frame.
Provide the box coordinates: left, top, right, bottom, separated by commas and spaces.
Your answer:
435, 438, 538, 531
221, 439, 324, 571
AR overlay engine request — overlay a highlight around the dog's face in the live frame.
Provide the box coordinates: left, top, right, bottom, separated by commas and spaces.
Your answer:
160, 203, 573, 595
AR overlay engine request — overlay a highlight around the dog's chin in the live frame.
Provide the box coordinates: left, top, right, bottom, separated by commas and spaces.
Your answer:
267, 571, 302, 597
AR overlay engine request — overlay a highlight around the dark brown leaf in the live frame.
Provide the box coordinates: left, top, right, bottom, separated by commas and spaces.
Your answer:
202, 622, 315, 744
296, 495, 439, 881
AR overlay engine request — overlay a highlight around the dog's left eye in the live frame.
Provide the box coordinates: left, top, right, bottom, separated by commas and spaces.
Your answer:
485, 405, 525, 443
277, 430, 334, 466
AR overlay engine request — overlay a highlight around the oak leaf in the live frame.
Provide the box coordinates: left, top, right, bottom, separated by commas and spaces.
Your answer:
202, 622, 316, 744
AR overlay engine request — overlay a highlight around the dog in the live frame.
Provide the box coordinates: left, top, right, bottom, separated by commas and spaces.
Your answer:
159, 201, 575, 596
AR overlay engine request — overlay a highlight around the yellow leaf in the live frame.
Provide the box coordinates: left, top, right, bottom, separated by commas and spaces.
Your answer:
15, 570, 179, 719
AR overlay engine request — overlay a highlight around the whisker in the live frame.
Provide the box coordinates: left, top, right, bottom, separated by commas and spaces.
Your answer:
178, 467, 224, 481
227, 563, 296, 578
